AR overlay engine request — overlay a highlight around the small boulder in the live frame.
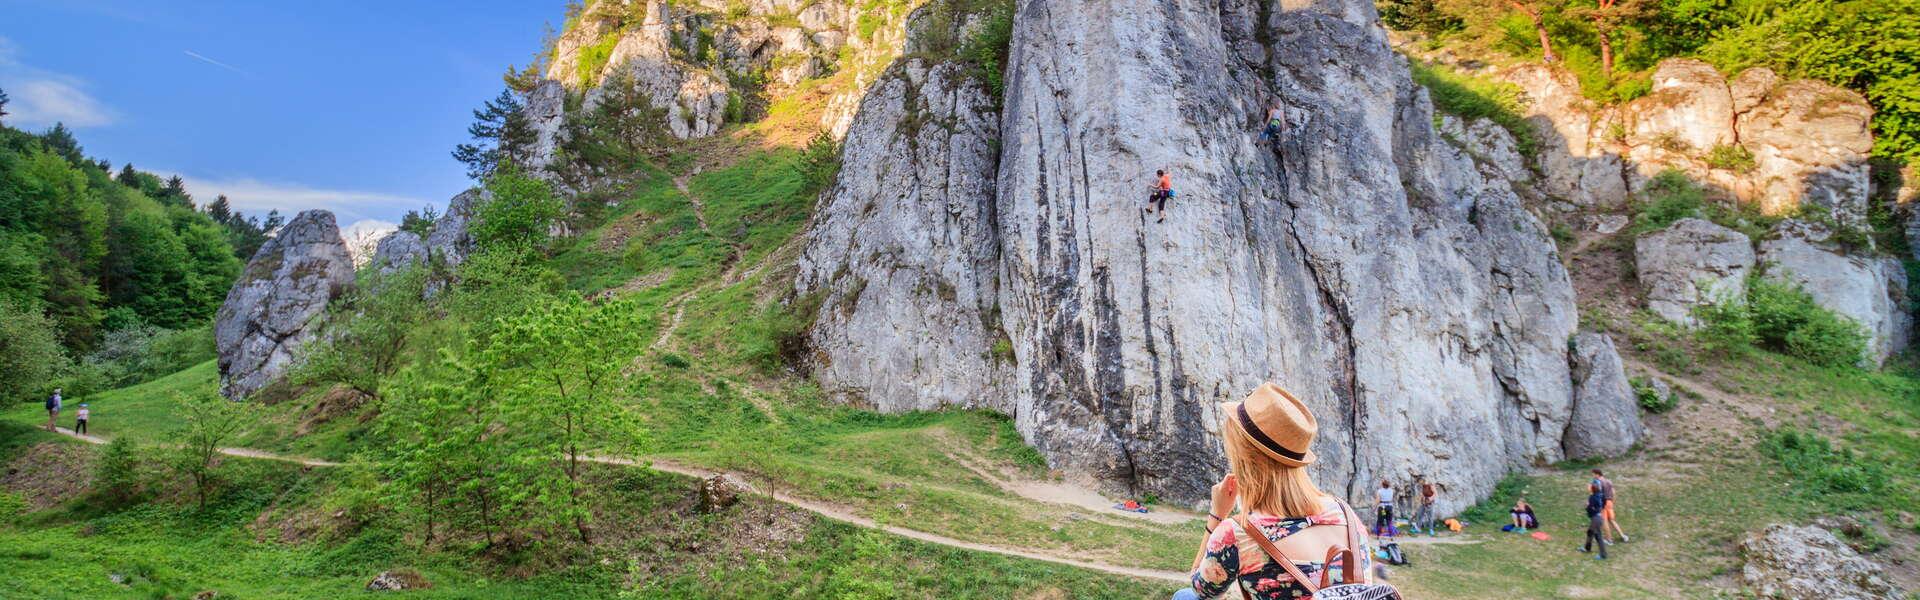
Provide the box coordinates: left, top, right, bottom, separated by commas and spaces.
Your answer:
1563, 332, 1645, 459
698, 474, 751, 513
1635, 218, 1756, 327
366, 569, 431, 591
1741, 524, 1901, 599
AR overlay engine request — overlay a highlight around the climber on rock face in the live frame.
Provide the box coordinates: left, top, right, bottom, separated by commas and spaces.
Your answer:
1145, 169, 1174, 223
1258, 102, 1287, 146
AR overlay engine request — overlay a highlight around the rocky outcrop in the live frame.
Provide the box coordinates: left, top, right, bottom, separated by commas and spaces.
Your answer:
1635, 218, 1756, 327
796, 58, 1006, 412
214, 210, 355, 400
1563, 333, 1644, 459
1741, 524, 1903, 600
1758, 221, 1910, 365
367, 231, 427, 275
425, 188, 485, 269
802, 0, 1594, 509
1480, 57, 1876, 222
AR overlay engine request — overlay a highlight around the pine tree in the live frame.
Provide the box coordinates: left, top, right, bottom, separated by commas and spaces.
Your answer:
452, 88, 535, 181
116, 164, 141, 188
0, 86, 10, 123
159, 175, 193, 208
206, 195, 234, 225
41, 124, 84, 164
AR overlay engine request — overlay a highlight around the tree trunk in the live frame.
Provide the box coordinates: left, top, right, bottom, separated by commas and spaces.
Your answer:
1508, 2, 1557, 62
1595, 21, 1615, 79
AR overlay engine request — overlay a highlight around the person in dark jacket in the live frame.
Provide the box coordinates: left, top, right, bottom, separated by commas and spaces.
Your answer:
1580, 483, 1608, 560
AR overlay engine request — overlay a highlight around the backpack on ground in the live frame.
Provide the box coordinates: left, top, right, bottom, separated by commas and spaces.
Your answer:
1232, 501, 1404, 600
1376, 541, 1408, 566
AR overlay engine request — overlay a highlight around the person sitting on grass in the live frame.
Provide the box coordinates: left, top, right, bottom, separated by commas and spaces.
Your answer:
1509, 497, 1537, 531
1177, 383, 1376, 600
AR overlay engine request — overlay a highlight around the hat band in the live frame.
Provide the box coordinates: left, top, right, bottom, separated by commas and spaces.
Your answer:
1237, 404, 1307, 463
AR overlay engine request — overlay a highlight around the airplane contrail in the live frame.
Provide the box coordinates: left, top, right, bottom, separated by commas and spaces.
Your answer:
183, 50, 250, 76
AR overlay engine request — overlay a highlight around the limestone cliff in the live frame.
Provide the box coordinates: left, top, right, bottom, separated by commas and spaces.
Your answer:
800, 0, 1614, 510
214, 210, 356, 400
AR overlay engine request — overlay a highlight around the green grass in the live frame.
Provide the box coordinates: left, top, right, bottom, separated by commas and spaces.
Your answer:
1408, 60, 1539, 158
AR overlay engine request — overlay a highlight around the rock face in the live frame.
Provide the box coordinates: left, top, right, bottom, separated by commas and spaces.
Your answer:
1741, 524, 1902, 600
425, 188, 485, 270
1563, 333, 1645, 460
214, 210, 355, 400
1490, 58, 1875, 222
801, 0, 1593, 509
1634, 218, 1756, 327
1758, 221, 1911, 365
367, 231, 427, 275
796, 57, 1006, 412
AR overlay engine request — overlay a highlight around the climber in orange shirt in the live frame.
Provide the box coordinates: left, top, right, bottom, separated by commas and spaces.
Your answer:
1145, 169, 1174, 223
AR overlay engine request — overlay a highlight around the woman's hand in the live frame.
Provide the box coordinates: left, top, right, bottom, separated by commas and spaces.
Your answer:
1209, 473, 1238, 519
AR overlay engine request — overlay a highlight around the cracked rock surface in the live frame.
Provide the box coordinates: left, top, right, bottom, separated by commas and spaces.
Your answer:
215, 210, 355, 400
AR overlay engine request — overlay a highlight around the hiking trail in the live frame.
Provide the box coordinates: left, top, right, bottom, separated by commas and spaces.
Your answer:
44, 427, 1185, 583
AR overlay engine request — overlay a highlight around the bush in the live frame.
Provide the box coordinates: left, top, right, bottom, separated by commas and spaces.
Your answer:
800, 132, 842, 194
1705, 144, 1757, 173
1629, 170, 1706, 235
1409, 61, 1539, 157
1746, 277, 1868, 367
1761, 428, 1890, 498
93, 436, 144, 506
0, 299, 70, 402
1629, 377, 1676, 413
1693, 295, 1757, 356
957, 0, 1015, 100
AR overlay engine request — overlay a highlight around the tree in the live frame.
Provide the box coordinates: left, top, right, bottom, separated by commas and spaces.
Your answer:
93, 436, 145, 506
0, 299, 70, 402
205, 194, 234, 225
472, 170, 561, 251
549, 69, 668, 188
452, 88, 537, 181
1568, 0, 1655, 79
399, 205, 438, 238
39, 124, 83, 164
1506, 0, 1560, 63
0, 86, 9, 123
294, 266, 430, 399
171, 390, 251, 509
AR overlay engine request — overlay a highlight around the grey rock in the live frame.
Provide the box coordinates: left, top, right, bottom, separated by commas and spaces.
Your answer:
425, 189, 485, 270
1630, 59, 1735, 153
1729, 67, 1779, 115
368, 231, 427, 275
803, 0, 1582, 510
215, 210, 355, 400
1742, 524, 1902, 600
1564, 333, 1645, 460
698, 474, 751, 513
1591, 215, 1629, 235
365, 570, 430, 591
796, 59, 1006, 412
1758, 220, 1910, 365
1635, 218, 1755, 328
1739, 81, 1874, 222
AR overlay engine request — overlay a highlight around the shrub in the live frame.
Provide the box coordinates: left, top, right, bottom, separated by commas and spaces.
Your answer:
1747, 276, 1868, 367
1630, 377, 1676, 413
800, 132, 842, 194
1629, 170, 1706, 235
1705, 144, 1757, 173
1693, 295, 1757, 356
0, 299, 70, 402
957, 0, 1015, 100
93, 436, 144, 506
1761, 428, 1890, 498
1408, 61, 1539, 157
660, 353, 691, 369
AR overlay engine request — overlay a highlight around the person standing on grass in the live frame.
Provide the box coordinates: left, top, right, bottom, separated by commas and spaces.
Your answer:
44, 388, 62, 432
1580, 483, 1609, 560
1374, 480, 1395, 537
74, 403, 89, 435
1414, 480, 1437, 536
1592, 469, 1628, 542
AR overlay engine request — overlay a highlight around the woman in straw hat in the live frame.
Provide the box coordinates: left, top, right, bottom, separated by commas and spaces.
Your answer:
1176, 383, 1374, 600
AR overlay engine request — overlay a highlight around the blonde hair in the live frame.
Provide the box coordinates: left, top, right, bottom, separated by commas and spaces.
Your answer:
1224, 416, 1329, 517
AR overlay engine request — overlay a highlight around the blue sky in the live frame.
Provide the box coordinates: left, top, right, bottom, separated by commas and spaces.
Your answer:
0, 0, 564, 227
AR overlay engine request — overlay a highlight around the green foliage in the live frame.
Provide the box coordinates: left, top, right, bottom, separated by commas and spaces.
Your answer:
1628, 169, 1777, 237
957, 0, 1016, 100
294, 267, 431, 398
475, 171, 562, 251
1458, 473, 1531, 524
0, 299, 70, 402
75, 324, 215, 391
93, 436, 145, 506
575, 31, 623, 87
453, 88, 538, 182
1698, 275, 1872, 367
1705, 143, 1757, 172
549, 70, 671, 190
1630, 376, 1677, 413
1762, 428, 1892, 499
1408, 61, 1540, 157
800, 132, 842, 194
171, 390, 253, 508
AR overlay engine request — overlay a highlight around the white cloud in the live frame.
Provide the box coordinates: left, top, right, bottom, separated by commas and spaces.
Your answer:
176, 174, 429, 224
0, 36, 117, 129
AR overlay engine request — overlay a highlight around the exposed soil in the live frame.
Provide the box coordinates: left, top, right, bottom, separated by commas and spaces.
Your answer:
2, 442, 96, 510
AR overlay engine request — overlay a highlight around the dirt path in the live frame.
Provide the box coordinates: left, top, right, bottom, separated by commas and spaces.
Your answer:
44, 427, 1181, 583
934, 428, 1196, 526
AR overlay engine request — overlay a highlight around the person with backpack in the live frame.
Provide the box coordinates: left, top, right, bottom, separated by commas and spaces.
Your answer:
1257, 102, 1287, 145
1413, 480, 1437, 536
44, 388, 62, 432
1145, 169, 1174, 224
74, 403, 90, 435
1178, 383, 1396, 599
1580, 483, 1609, 560
1592, 469, 1628, 543
1373, 480, 1395, 538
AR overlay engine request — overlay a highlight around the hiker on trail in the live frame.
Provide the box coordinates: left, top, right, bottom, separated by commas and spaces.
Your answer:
1374, 480, 1395, 537
1580, 483, 1609, 560
1179, 383, 1379, 600
44, 388, 61, 432
1592, 469, 1627, 543
1509, 496, 1537, 531
1145, 169, 1174, 223
1258, 102, 1287, 145
1413, 480, 1437, 536
74, 403, 89, 435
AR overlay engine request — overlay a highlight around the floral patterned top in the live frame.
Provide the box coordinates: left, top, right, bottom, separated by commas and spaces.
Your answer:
1189, 500, 1370, 599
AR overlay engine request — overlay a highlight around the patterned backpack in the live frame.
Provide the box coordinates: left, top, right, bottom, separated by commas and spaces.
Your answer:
1231, 501, 1404, 600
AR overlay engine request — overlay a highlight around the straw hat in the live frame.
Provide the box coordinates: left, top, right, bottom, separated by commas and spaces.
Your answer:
1220, 382, 1318, 467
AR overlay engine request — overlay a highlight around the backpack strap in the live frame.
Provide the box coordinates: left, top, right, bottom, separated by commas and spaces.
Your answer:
1232, 514, 1319, 596
1319, 500, 1366, 586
